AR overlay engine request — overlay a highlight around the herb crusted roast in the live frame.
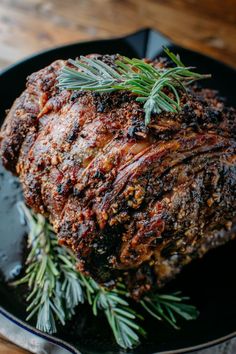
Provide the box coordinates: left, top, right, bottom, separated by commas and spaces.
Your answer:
1, 54, 236, 298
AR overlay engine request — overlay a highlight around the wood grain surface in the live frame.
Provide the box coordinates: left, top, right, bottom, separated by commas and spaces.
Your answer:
0, 0, 236, 71
0, 0, 236, 353
0, 335, 29, 354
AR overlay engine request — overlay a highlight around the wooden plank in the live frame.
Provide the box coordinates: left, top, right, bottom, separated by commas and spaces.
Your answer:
0, 335, 29, 354
0, 0, 235, 69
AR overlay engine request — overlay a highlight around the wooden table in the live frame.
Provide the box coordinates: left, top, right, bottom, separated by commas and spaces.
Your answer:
0, 0, 235, 353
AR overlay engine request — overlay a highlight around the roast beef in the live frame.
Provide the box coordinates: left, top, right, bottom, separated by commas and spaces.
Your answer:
1, 55, 236, 298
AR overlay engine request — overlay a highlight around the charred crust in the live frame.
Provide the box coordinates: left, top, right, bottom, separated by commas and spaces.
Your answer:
92, 91, 132, 113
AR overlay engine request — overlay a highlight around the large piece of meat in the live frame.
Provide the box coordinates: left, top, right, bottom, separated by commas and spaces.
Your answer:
1, 55, 236, 298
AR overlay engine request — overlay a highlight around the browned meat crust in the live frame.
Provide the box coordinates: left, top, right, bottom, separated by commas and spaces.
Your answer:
1, 55, 236, 298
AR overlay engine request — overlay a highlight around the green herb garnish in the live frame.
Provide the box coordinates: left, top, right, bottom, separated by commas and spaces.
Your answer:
13, 202, 198, 349
58, 48, 210, 125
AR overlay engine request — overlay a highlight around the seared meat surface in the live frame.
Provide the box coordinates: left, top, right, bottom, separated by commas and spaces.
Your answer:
1, 55, 236, 298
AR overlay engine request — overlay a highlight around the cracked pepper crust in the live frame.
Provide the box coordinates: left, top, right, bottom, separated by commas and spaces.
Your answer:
0, 55, 236, 298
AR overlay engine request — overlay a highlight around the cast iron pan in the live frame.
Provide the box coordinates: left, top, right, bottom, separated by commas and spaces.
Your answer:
0, 28, 236, 354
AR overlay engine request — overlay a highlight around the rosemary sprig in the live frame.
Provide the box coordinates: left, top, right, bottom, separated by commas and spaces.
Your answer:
82, 278, 146, 348
58, 48, 210, 125
140, 292, 199, 330
13, 202, 198, 349
13, 202, 84, 333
